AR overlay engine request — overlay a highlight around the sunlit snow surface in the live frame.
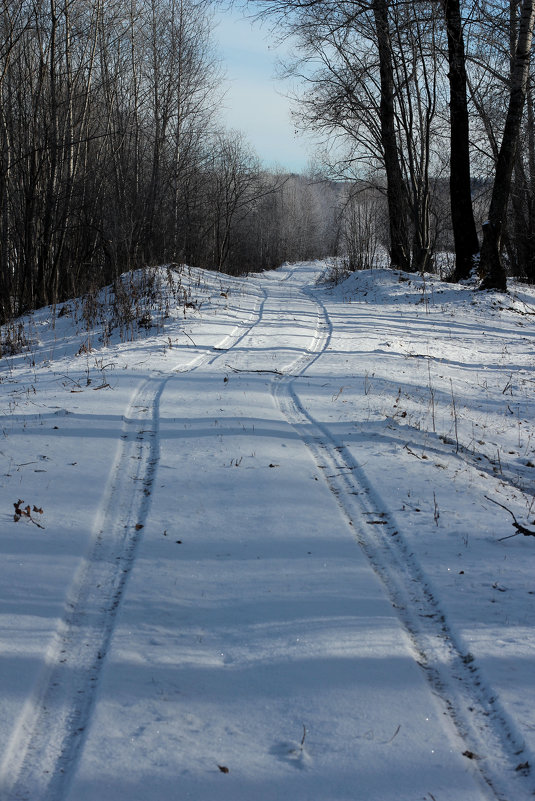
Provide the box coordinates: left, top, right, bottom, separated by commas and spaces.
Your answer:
0, 261, 534, 800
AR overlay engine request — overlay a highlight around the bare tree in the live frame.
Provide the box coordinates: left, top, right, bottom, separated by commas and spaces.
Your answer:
372, 0, 411, 269
442, 0, 480, 280
510, 76, 535, 281
479, 0, 535, 289
247, 0, 417, 269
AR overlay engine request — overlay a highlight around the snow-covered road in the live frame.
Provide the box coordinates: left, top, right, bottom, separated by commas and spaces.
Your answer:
1, 261, 534, 800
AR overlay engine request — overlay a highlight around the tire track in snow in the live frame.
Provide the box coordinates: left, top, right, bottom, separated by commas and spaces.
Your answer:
177, 281, 267, 370
271, 279, 534, 801
0, 377, 163, 801
0, 283, 268, 801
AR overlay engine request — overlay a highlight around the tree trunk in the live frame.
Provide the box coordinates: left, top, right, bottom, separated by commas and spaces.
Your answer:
372, 0, 412, 272
442, 0, 479, 280
480, 0, 535, 290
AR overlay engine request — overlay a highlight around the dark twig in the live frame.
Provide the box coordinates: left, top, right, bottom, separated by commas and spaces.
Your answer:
485, 495, 535, 540
385, 724, 401, 743
225, 364, 285, 375
301, 725, 307, 747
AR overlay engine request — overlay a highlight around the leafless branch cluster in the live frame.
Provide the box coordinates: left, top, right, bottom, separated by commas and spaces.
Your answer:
249, 0, 535, 289
0, 0, 342, 325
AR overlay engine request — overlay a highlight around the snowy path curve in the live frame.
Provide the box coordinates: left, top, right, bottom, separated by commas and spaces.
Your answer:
269, 272, 534, 801
0, 284, 268, 800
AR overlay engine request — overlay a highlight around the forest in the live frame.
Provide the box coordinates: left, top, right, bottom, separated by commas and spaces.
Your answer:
0, 0, 534, 324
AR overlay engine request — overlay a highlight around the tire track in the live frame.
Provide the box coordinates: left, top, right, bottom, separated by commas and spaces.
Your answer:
271, 280, 534, 801
0, 282, 268, 801
0, 377, 163, 801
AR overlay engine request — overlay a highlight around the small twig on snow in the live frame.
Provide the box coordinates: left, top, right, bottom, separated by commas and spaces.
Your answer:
485, 496, 535, 540
225, 364, 284, 375
385, 724, 401, 743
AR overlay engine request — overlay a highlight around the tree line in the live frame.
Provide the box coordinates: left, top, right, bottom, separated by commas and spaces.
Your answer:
0, 0, 342, 324
253, 0, 535, 289
2, 0, 534, 326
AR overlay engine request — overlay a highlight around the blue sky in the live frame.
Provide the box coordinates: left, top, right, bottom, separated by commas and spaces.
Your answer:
214, 8, 313, 173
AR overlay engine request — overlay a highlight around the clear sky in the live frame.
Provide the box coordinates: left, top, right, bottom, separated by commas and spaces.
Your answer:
214, 8, 313, 173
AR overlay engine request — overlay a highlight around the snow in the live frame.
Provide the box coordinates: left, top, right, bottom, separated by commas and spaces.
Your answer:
0, 260, 534, 800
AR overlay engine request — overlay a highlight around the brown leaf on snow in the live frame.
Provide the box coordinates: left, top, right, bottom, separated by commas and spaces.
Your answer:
462, 750, 478, 760
14, 500, 29, 518
12, 499, 45, 529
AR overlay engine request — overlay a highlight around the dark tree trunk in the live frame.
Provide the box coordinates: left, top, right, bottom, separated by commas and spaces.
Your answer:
480, 0, 535, 290
373, 0, 412, 272
443, 0, 479, 280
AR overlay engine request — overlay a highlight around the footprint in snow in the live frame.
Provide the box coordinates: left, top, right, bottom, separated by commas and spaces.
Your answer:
270, 740, 313, 769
